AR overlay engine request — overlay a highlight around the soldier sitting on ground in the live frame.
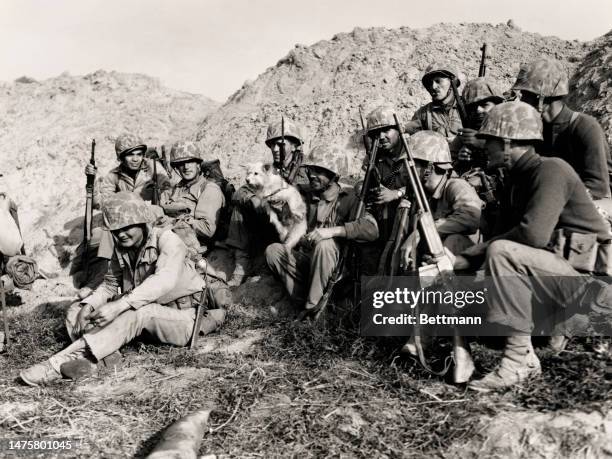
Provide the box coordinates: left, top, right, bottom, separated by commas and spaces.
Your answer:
20, 192, 225, 386
224, 119, 310, 287
265, 147, 379, 318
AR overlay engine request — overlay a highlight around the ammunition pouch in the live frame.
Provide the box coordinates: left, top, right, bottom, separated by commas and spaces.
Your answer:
547, 229, 612, 274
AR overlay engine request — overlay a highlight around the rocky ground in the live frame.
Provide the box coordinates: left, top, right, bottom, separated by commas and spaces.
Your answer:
0, 22, 611, 458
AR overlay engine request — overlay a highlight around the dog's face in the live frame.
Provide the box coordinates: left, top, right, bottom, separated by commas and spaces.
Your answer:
245, 162, 283, 193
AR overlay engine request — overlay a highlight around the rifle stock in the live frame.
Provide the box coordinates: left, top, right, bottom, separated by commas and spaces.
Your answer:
190, 285, 209, 350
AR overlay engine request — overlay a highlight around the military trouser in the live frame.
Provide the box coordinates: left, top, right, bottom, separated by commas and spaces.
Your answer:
65, 301, 226, 360
484, 240, 596, 334
225, 185, 279, 276
265, 239, 340, 310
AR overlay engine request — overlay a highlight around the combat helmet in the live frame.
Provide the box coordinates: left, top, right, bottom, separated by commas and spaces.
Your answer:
476, 101, 543, 141
115, 133, 147, 160
302, 144, 345, 178
511, 57, 569, 98
265, 119, 305, 147
408, 131, 453, 169
366, 104, 398, 133
170, 141, 203, 165
422, 62, 462, 87
102, 191, 156, 231
463, 77, 505, 107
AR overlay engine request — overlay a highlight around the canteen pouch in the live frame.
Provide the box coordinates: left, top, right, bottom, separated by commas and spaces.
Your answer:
549, 229, 598, 272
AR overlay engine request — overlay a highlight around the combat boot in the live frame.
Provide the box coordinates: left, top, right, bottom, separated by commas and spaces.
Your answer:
228, 249, 249, 287
20, 361, 62, 386
468, 335, 541, 392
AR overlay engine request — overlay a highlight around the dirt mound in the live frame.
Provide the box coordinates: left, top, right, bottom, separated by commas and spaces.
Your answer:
567, 30, 612, 147
195, 22, 587, 182
0, 70, 218, 271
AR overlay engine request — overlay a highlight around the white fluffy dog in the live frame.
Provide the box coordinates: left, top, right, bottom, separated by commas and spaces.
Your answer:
245, 162, 307, 249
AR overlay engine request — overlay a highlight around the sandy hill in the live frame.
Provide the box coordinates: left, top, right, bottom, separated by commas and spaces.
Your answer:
195, 22, 589, 182
0, 70, 218, 271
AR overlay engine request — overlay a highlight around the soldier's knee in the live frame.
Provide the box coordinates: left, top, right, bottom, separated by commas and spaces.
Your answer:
265, 242, 285, 266
486, 240, 519, 261
313, 239, 338, 255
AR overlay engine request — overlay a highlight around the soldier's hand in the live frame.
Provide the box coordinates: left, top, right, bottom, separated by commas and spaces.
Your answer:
453, 255, 471, 271
73, 303, 94, 337
89, 300, 130, 328
372, 185, 398, 205
457, 146, 472, 162
85, 164, 97, 176
305, 228, 336, 246
458, 128, 484, 149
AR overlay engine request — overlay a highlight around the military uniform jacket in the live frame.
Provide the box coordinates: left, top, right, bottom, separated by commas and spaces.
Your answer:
541, 104, 612, 199
406, 99, 463, 154
430, 175, 483, 237
83, 226, 205, 310
159, 175, 225, 241
304, 183, 379, 242
94, 158, 172, 209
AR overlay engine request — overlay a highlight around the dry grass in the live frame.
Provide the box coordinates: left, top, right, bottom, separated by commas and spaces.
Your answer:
0, 288, 610, 458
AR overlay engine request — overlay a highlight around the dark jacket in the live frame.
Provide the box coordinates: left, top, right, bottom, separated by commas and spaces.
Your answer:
493, 149, 610, 248
541, 104, 611, 199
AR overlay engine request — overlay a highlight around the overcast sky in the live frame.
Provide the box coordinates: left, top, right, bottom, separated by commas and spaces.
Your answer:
1, 0, 610, 102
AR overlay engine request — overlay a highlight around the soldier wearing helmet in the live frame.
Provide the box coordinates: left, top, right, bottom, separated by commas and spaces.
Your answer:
225, 118, 311, 287
456, 77, 505, 171
266, 144, 379, 317
159, 141, 226, 253
88, 133, 171, 210
405, 63, 465, 156
20, 192, 226, 386
512, 57, 611, 199
450, 102, 612, 392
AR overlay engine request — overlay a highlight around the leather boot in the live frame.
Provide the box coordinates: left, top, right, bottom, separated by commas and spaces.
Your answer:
468, 335, 541, 392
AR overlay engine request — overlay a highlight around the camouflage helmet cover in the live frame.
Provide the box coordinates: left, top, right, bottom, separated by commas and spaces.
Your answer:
408, 131, 453, 168
115, 133, 147, 159
302, 144, 348, 177
265, 119, 304, 147
170, 141, 202, 164
477, 101, 543, 141
366, 104, 397, 133
422, 62, 461, 87
463, 77, 505, 106
102, 191, 156, 231
511, 57, 569, 97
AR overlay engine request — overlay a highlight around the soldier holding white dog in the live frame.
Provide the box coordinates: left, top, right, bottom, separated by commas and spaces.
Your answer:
265, 147, 379, 315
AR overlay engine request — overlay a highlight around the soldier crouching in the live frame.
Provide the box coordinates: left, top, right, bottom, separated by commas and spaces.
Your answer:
20, 192, 225, 386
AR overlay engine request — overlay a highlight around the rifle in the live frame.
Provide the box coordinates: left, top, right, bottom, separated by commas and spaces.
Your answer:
149, 148, 161, 206
478, 43, 487, 77
449, 77, 469, 126
273, 116, 286, 172
392, 114, 473, 381
190, 283, 209, 350
312, 137, 380, 321
1, 277, 8, 350
81, 139, 96, 286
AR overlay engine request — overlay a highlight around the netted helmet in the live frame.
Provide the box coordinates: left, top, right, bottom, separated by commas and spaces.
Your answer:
102, 191, 156, 231
422, 63, 461, 87
115, 133, 147, 159
463, 77, 505, 106
408, 131, 452, 168
302, 144, 346, 177
170, 141, 202, 164
477, 101, 543, 141
265, 119, 304, 147
511, 57, 569, 97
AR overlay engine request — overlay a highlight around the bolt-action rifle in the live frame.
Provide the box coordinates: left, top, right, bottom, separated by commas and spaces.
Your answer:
312, 134, 381, 321
393, 113, 472, 380
81, 139, 96, 286
273, 116, 286, 172
478, 43, 487, 77
190, 281, 209, 350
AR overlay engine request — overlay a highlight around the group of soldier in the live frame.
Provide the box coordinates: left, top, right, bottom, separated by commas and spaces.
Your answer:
17, 56, 612, 394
